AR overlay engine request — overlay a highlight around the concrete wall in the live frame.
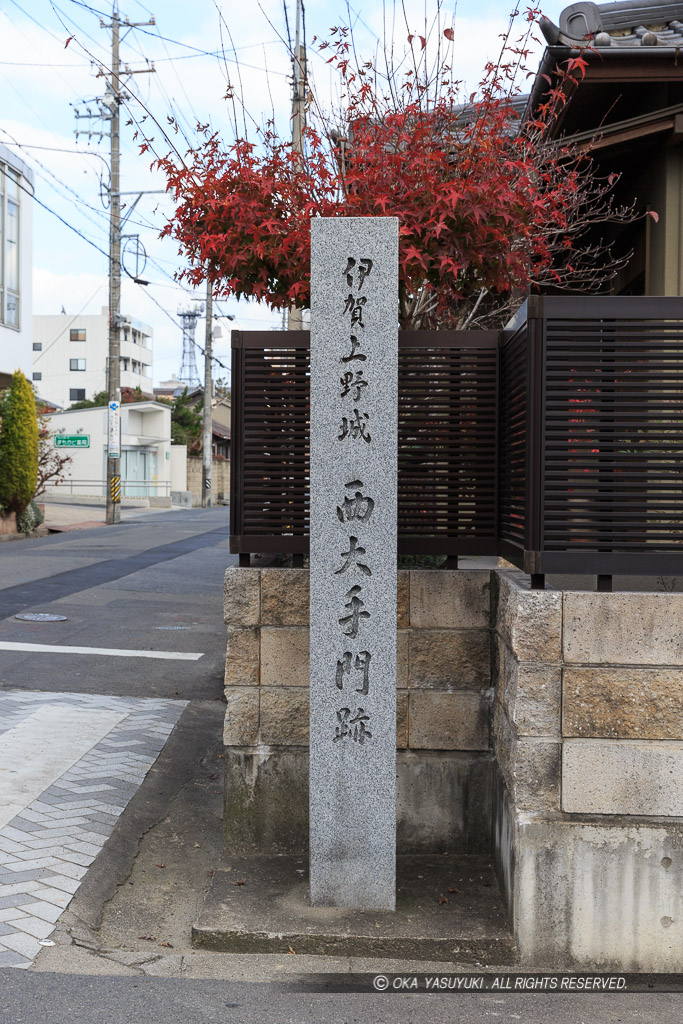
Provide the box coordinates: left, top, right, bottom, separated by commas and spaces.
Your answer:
223, 567, 494, 855
188, 456, 230, 506
170, 445, 187, 491
492, 571, 683, 970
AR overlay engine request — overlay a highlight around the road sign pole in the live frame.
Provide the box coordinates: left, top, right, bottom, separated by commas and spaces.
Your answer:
107, 395, 121, 522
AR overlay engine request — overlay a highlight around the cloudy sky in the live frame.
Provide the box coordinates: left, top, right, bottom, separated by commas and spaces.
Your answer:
0, 0, 566, 385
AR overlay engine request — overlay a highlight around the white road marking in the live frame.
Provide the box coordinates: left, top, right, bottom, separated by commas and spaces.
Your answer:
0, 641, 203, 660
0, 706, 125, 831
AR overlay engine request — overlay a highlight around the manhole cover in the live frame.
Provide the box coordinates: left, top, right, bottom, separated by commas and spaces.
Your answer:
156, 626, 190, 631
15, 613, 68, 622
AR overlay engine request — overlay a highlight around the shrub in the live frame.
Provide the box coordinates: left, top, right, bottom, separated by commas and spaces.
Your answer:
16, 499, 44, 534
0, 371, 39, 514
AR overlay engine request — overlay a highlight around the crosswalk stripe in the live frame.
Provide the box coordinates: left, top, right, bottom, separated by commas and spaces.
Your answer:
0, 642, 203, 661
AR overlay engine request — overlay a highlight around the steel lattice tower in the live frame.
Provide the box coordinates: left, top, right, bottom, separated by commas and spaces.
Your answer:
177, 304, 204, 388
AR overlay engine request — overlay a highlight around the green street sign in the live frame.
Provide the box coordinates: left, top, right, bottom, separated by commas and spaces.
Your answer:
55, 435, 90, 448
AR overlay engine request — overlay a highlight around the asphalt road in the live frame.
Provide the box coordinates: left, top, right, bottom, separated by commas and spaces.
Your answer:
0, 507, 232, 700
0, 973, 678, 1024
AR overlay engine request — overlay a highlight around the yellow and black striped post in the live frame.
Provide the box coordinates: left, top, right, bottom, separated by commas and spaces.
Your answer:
110, 475, 121, 504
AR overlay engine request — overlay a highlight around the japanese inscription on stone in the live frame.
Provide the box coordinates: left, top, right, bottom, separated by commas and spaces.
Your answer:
309, 217, 398, 911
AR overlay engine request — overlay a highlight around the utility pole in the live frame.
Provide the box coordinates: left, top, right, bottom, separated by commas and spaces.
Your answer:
74, 3, 155, 524
202, 280, 213, 507
288, 0, 306, 331
106, 7, 121, 525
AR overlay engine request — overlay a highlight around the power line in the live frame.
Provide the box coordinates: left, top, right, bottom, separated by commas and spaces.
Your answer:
34, 283, 106, 365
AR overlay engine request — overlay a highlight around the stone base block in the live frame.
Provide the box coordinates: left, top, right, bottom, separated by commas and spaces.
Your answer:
224, 746, 494, 856
193, 854, 515, 962
494, 775, 683, 970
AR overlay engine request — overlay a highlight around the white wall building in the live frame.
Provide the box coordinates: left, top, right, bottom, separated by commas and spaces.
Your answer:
32, 307, 153, 409
0, 144, 33, 389
43, 401, 174, 500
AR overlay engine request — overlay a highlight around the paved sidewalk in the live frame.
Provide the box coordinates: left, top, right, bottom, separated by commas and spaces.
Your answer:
0, 691, 185, 968
42, 503, 175, 532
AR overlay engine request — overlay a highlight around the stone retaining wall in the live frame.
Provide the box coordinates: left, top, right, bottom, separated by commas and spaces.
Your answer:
492, 571, 683, 970
223, 566, 494, 855
223, 564, 683, 967
187, 457, 230, 506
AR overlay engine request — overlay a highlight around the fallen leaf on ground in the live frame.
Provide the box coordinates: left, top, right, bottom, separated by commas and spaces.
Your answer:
193, 843, 201, 848
159, 941, 174, 948
287, 946, 296, 954
207, 870, 215, 877
138, 935, 156, 941
437, 894, 449, 905
156, 863, 165, 868
448, 888, 459, 894
232, 878, 246, 886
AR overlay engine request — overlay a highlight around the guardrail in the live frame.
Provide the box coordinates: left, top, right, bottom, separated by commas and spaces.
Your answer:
45, 478, 171, 498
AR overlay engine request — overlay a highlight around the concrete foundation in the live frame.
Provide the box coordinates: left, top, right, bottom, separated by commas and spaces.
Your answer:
494, 776, 683, 970
223, 746, 493, 856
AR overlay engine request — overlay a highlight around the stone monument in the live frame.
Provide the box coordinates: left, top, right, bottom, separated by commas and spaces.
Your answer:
309, 217, 399, 909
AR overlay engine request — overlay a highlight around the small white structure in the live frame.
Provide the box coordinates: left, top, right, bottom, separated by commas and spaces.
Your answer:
43, 401, 176, 502
0, 145, 33, 389
33, 307, 153, 409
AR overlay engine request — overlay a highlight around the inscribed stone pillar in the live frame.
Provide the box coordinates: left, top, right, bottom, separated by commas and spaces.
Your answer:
309, 217, 399, 909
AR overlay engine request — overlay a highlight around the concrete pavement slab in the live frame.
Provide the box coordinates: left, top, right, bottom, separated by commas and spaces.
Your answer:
0, 691, 186, 968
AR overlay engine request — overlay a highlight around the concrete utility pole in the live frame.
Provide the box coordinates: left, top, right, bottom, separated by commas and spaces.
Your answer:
202, 280, 213, 507
74, 3, 155, 524
106, 7, 121, 525
287, 0, 306, 331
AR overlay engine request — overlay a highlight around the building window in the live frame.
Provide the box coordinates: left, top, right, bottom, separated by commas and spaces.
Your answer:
0, 163, 21, 328
69, 388, 85, 401
32, 372, 41, 381
33, 342, 42, 351
70, 358, 86, 371
70, 329, 86, 341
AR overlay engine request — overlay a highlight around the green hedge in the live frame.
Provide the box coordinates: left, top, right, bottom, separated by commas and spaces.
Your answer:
0, 370, 39, 515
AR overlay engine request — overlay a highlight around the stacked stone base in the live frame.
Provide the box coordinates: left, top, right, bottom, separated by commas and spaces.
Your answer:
223, 567, 493, 856
492, 572, 683, 970
223, 565, 683, 968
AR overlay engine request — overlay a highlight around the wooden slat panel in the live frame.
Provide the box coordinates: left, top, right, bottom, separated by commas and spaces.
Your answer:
232, 333, 499, 553
541, 316, 683, 555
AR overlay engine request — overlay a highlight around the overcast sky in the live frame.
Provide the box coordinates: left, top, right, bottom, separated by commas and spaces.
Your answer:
0, 0, 566, 385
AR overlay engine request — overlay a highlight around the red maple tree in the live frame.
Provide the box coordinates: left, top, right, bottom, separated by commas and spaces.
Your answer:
155, 8, 646, 329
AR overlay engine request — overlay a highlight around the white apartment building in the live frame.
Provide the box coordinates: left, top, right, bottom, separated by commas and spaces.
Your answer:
32, 307, 153, 408
0, 145, 33, 389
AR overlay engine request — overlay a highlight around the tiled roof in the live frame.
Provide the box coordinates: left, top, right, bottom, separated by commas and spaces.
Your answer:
541, 1, 683, 47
